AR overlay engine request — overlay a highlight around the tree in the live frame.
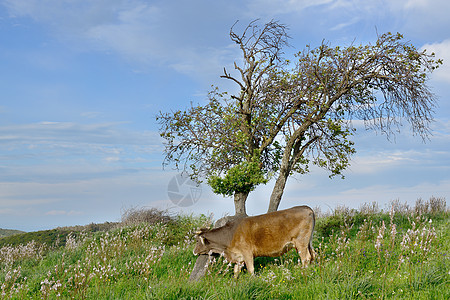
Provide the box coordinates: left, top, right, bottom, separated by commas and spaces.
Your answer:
157, 20, 442, 216
158, 20, 289, 216
266, 32, 441, 211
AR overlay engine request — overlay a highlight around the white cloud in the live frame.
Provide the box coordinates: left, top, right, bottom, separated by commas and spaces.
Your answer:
0, 181, 61, 206
280, 178, 450, 213
1, 0, 237, 81
4, 0, 448, 83
3, 0, 131, 30
330, 17, 360, 31
349, 151, 417, 175
298, 0, 450, 43
46, 210, 83, 216
82, 3, 163, 64
421, 40, 450, 83
404, 0, 428, 9
0, 165, 229, 230
0, 122, 161, 149
339, 179, 450, 207
246, 0, 333, 16
81, 111, 103, 119
0, 208, 15, 215
390, 0, 450, 39
0, 120, 164, 218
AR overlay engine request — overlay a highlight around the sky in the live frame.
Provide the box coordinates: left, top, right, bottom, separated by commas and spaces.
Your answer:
0, 0, 449, 232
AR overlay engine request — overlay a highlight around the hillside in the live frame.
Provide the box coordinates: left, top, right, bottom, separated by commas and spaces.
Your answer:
0, 228, 25, 239
0, 198, 448, 299
0, 222, 118, 248
0, 207, 167, 247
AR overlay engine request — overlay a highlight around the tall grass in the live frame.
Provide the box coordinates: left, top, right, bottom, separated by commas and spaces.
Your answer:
0, 197, 448, 299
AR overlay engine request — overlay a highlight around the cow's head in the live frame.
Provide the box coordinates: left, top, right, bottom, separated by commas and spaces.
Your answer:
193, 228, 211, 255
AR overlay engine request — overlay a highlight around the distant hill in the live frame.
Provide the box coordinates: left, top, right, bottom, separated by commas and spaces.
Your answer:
0, 228, 25, 239
0, 228, 75, 248
0, 207, 171, 248
0, 222, 118, 248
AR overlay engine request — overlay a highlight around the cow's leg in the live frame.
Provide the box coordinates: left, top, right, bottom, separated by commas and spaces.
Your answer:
233, 262, 243, 278
233, 252, 254, 277
308, 240, 316, 262
294, 237, 312, 266
243, 252, 255, 275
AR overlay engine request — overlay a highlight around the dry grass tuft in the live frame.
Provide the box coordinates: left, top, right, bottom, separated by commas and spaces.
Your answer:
359, 201, 380, 215
58, 222, 118, 233
120, 207, 172, 227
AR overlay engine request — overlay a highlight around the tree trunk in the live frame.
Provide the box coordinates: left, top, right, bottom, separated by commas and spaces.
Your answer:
188, 254, 210, 281
267, 168, 289, 213
234, 191, 249, 216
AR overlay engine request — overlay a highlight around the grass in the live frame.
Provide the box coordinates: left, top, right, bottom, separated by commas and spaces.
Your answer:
0, 230, 25, 240
0, 197, 449, 299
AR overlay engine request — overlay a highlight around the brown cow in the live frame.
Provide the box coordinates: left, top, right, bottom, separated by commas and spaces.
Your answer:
193, 206, 315, 277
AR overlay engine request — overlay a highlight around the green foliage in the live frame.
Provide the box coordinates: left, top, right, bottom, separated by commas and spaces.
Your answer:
208, 156, 268, 196
1, 200, 448, 299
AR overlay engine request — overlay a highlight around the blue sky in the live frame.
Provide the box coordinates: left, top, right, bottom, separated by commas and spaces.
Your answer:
1, 0, 449, 231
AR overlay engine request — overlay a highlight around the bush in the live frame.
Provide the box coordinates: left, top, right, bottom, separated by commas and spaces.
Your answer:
120, 207, 172, 227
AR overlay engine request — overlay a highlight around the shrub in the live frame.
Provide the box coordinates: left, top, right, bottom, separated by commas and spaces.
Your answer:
120, 207, 172, 227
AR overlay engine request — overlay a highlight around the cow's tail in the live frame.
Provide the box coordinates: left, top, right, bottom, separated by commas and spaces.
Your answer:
308, 208, 316, 263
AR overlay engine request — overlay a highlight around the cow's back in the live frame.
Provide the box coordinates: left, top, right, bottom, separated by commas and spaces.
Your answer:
227, 206, 315, 258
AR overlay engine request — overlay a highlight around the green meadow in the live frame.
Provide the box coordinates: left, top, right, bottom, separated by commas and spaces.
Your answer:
1, 198, 449, 299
